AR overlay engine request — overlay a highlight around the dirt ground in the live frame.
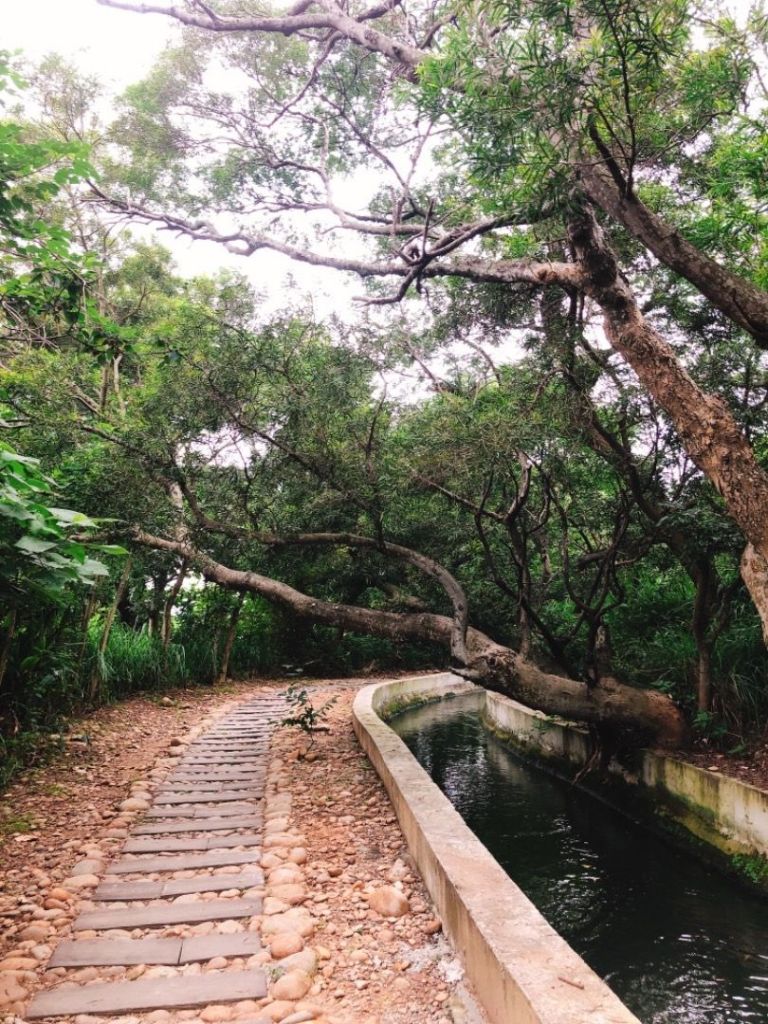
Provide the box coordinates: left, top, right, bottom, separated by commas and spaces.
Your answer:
0, 680, 262, 951
0, 678, 486, 1024
686, 737, 768, 790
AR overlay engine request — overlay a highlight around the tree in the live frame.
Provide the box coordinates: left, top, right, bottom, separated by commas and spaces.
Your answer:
93, 0, 768, 646
4, 254, 689, 745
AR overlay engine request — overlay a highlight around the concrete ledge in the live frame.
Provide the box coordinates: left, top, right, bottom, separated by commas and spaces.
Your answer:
483, 691, 768, 863
353, 673, 641, 1024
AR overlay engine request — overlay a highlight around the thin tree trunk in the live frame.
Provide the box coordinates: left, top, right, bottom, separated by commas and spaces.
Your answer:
162, 560, 189, 648
215, 594, 245, 685
0, 608, 18, 691
90, 557, 132, 701
77, 591, 99, 680
691, 562, 715, 713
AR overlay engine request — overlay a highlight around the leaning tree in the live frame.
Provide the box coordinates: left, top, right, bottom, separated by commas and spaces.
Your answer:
94, 0, 768, 632
54, 0, 768, 742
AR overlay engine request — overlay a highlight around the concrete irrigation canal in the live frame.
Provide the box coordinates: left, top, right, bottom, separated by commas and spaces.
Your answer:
353, 674, 768, 1024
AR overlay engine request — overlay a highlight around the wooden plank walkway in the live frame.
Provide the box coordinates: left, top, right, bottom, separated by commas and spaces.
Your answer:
25, 692, 286, 1019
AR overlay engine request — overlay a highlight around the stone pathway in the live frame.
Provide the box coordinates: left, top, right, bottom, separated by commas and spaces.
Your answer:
24, 693, 287, 1021
4, 679, 487, 1024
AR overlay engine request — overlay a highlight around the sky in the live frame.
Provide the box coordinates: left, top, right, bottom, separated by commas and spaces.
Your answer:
5, 0, 362, 317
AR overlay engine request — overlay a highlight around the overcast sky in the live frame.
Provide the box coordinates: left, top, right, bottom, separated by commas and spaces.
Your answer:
6, 0, 363, 317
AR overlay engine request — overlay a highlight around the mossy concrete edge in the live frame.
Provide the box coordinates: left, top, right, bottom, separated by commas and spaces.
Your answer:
353, 673, 641, 1024
483, 691, 768, 882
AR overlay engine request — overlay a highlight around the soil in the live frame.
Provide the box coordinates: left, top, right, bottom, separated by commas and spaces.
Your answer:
0, 681, 262, 959
270, 686, 486, 1024
0, 676, 487, 1024
686, 737, 768, 790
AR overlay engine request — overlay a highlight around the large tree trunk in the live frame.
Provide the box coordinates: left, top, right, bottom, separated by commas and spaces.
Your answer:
580, 164, 768, 348
568, 205, 768, 636
135, 530, 687, 748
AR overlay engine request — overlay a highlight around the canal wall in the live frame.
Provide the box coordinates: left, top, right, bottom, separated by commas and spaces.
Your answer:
353, 673, 642, 1024
482, 689, 768, 869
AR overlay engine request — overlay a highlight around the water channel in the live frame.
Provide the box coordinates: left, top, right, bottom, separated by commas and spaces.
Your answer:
390, 695, 768, 1024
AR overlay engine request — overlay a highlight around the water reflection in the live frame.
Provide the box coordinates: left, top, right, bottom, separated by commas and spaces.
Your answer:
391, 697, 768, 1024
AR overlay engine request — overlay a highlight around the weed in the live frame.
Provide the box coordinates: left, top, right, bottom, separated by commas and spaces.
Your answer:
0, 813, 37, 835
279, 682, 337, 747
732, 852, 768, 886
41, 783, 67, 797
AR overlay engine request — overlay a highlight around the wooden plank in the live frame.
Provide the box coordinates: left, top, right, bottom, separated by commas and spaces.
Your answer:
47, 931, 262, 968
94, 872, 263, 901
26, 969, 267, 1017
120, 835, 261, 855
110, 849, 261, 873
154, 789, 259, 804
49, 937, 181, 968
145, 803, 258, 819
131, 815, 261, 835
74, 897, 262, 931
179, 932, 262, 962
168, 772, 265, 782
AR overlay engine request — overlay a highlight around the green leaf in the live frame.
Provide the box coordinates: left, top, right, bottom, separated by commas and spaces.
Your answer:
16, 535, 58, 554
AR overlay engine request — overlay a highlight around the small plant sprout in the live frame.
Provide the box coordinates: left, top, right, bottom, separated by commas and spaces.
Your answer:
279, 681, 337, 751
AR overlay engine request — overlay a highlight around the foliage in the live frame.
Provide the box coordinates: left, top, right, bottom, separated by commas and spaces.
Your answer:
280, 681, 338, 747
732, 851, 768, 887
3, 11, 768, 783
0, 445, 117, 602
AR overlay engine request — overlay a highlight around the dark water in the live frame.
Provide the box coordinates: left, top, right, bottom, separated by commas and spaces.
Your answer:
390, 697, 768, 1024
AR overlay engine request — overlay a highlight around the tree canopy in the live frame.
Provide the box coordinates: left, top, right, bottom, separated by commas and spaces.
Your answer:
3, 0, 768, 770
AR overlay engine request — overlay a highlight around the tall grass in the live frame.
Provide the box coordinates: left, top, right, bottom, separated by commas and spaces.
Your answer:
90, 624, 187, 698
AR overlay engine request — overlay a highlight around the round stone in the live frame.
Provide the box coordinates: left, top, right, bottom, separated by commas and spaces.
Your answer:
199, 1005, 233, 1022
120, 798, 150, 812
268, 884, 306, 906
70, 858, 103, 876
268, 867, 304, 886
268, 932, 305, 958
19, 924, 51, 941
62, 874, 100, 890
366, 886, 410, 918
271, 969, 312, 1001
259, 1001, 296, 1021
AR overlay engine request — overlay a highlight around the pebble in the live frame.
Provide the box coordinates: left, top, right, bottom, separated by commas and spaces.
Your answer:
262, 909, 314, 938
366, 886, 410, 918
120, 797, 150, 812
277, 949, 318, 977
260, 999, 298, 1021
0, 956, 38, 971
18, 923, 51, 941
268, 884, 306, 906
70, 858, 103, 876
49, 888, 75, 903
0, 972, 28, 1011
269, 932, 305, 958
199, 1004, 233, 1022
62, 873, 100, 890
272, 968, 312, 1000
269, 867, 304, 886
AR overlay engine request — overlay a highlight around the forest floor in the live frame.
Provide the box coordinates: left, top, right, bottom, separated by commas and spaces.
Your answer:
0, 676, 486, 1024
686, 739, 768, 790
